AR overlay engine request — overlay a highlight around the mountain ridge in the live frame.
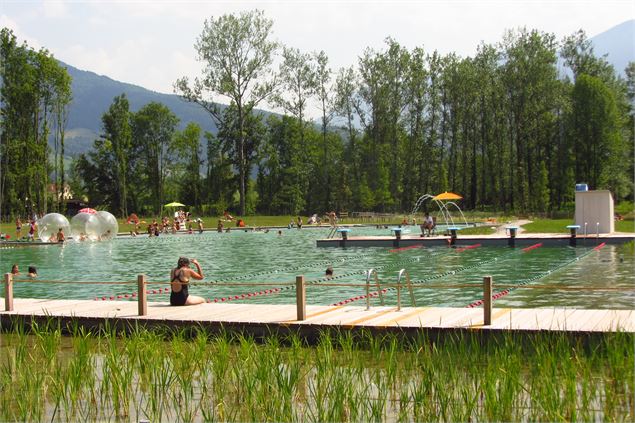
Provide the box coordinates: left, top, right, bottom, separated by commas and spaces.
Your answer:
59, 20, 634, 156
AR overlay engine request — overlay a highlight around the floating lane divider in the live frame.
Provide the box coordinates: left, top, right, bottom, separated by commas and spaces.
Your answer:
331, 248, 520, 306
100, 245, 481, 304
193, 247, 446, 304
206, 285, 295, 303
466, 245, 604, 308
95, 287, 170, 301
455, 244, 482, 253
594, 242, 606, 251
522, 242, 543, 252
93, 252, 375, 300
209, 252, 376, 283
389, 244, 424, 253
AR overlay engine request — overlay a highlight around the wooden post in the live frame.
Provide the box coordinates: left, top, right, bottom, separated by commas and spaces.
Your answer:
483, 276, 492, 325
296, 276, 306, 321
4, 273, 13, 312
137, 274, 147, 316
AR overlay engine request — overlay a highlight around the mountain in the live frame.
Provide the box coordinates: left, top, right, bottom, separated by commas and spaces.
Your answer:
589, 19, 634, 76
62, 63, 221, 156
59, 20, 634, 156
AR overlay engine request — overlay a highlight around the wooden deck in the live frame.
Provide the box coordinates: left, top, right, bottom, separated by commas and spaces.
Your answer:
317, 232, 635, 248
1, 298, 632, 335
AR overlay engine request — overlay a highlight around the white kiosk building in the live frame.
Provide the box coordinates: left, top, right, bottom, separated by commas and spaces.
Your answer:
574, 189, 614, 234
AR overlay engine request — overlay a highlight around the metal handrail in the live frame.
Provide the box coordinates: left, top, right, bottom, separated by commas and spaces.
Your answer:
365, 268, 384, 310
396, 269, 416, 311
327, 225, 339, 239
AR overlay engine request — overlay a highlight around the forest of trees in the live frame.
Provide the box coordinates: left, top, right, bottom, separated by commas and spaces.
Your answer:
1, 11, 633, 219
0, 28, 72, 219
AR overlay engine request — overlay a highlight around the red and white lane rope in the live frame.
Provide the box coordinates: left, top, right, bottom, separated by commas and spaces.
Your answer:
466, 243, 605, 308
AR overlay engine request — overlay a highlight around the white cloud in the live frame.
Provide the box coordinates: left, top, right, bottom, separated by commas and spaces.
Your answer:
0, 14, 42, 49
2, 0, 633, 99
40, 0, 70, 18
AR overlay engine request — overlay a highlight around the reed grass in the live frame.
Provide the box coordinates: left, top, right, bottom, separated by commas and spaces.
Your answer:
0, 321, 632, 422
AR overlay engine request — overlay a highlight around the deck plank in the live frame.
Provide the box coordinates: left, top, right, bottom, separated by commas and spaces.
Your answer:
1, 298, 632, 334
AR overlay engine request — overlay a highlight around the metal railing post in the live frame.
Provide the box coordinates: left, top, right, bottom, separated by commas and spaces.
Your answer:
365, 269, 372, 310
397, 269, 416, 308
396, 276, 402, 311
296, 275, 306, 321
375, 271, 385, 306
406, 273, 416, 307
483, 276, 492, 325
4, 273, 13, 312
137, 274, 147, 316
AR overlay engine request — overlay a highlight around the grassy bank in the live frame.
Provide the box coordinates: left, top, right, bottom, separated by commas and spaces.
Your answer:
0, 322, 632, 422
3, 213, 632, 240
522, 218, 634, 233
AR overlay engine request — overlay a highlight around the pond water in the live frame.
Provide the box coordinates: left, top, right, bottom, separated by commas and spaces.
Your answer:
1, 227, 632, 308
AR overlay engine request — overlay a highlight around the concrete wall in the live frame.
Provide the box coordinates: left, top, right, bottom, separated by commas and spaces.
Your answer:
575, 190, 614, 234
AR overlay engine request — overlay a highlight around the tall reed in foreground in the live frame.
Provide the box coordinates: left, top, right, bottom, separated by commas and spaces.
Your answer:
0, 323, 632, 421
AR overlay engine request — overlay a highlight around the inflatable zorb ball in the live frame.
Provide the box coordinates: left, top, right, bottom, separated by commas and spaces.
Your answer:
37, 213, 71, 242
96, 211, 118, 240
70, 212, 104, 241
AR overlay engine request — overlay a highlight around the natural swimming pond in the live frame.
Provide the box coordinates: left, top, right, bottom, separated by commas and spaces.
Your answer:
1, 326, 632, 422
2, 227, 633, 309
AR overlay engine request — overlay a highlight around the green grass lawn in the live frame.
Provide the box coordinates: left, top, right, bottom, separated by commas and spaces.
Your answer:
456, 226, 496, 235
522, 218, 634, 233
3, 215, 632, 240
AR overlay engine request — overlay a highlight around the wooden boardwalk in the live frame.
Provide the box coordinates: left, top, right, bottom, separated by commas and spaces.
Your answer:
317, 232, 635, 248
1, 298, 632, 335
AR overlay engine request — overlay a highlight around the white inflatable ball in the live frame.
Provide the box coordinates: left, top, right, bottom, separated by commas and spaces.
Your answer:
37, 213, 70, 243
70, 212, 104, 241
96, 211, 119, 240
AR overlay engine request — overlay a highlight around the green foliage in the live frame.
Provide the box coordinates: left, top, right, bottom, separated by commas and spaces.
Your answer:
174, 9, 278, 215
615, 220, 635, 233
132, 102, 180, 214
0, 326, 632, 421
522, 219, 575, 233
615, 201, 634, 217
571, 74, 622, 191
4, 16, 634, 218
0, 28, 72, 219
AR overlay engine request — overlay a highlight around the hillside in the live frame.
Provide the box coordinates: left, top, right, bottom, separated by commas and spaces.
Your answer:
589, 19, 634, 76
59, 20, 634, 156
62, 63, 220, 155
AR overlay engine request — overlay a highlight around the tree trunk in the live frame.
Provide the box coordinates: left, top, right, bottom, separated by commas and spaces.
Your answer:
238, 104, 246, 216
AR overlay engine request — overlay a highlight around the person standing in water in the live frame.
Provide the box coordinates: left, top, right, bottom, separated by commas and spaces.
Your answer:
56, 228, 66, 243
169, 257, 206, 306
27, 266, 37, 278
28, 220, 36, 241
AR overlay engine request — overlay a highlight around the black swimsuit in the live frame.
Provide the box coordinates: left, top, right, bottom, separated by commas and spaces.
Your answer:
170, 269, 189, 306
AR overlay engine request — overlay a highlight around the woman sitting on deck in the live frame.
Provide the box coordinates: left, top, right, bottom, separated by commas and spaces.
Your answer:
170, 257, 206, 306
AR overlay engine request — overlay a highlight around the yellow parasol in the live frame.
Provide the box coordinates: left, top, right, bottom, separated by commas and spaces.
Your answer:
432, 192, 463, 201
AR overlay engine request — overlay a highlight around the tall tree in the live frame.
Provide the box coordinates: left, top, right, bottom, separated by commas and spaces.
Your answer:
272, 46, 317, 209
0, 28, 71, 219
173, 122, 203, 211
51, 64, 72, 213
314, 50, 335, 209
132, 102, 179, 214
571, 74, 621, 191
101, 94, 132, 217
174, 9, 278, 215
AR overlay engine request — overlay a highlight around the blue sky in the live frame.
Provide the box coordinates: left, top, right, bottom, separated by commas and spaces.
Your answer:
2, 0, 633, 102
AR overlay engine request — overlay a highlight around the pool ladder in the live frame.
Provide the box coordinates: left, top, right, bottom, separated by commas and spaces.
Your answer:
327, 225, 339, 239
365, 268, 416, 311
